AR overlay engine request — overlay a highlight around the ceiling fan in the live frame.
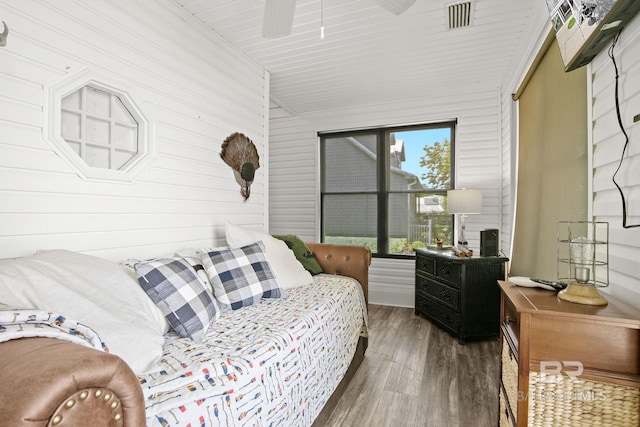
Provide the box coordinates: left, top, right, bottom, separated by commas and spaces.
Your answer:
262, 0, 417, 38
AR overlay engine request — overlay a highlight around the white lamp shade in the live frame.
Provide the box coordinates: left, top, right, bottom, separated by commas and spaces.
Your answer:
447, 189, 482, 214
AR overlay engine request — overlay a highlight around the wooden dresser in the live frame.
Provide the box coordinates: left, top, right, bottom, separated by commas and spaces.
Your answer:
414, 248, 508, 343
498, 281, 640, 427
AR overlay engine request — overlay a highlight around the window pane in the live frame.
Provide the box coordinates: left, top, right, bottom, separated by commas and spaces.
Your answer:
67, 141, 81, 156
388, 192, 453, 254
392, 128, 451, 189
86, 117, 110, 144
61, 111, 81, 139
114, 123, 137, 150
113, 149, 135, 170
322, 134, 377, 192
113, 98, 137, 125
86, 86, 111, 117
323, 194, 377, 251
62, 90, 81, 109
85, 144, 110, 169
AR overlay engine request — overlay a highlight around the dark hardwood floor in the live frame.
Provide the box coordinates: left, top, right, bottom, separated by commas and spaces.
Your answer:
324, 304, 501, 427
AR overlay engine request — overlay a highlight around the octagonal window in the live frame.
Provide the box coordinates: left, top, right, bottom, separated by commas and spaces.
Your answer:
61, 85, 139, 170
44, 69, 155, 182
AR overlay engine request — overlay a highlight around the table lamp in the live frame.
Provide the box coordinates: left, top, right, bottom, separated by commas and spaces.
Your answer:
556, 221, 609, 305
447, 189, 482, 247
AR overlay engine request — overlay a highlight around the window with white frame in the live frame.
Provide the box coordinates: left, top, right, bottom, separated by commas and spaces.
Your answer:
61, 85, 139, 170
44, 69, 155, 183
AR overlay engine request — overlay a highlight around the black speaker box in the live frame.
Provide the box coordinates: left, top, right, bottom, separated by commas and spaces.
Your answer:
480, 229, 499, 257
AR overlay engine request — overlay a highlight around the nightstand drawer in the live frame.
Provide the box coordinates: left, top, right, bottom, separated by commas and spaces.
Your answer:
416, 293, 459, 334
435, 260, 461, 287
416, 274, 459, 310
416, 254, 435, 276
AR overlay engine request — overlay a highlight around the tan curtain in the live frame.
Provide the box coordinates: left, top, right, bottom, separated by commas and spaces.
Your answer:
510, 38, 588, 279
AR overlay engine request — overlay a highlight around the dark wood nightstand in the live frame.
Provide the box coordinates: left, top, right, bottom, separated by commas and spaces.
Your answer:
414, 247, 508, 343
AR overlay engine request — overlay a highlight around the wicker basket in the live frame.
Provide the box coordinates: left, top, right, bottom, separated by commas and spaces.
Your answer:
501, 341, 519, 419
528, 371, 639, 427
500, 387, 514, 427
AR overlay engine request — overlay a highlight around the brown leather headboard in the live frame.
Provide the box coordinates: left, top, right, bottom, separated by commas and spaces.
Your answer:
305, 243, 371, 304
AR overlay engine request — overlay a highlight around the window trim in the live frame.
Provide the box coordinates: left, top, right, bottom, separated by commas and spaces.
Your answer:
319, 121, 457, 258
44, 68, 156, 183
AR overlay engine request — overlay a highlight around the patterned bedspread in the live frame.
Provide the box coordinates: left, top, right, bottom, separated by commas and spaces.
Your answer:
0, 304, 108, 352
140, 274, 367, 427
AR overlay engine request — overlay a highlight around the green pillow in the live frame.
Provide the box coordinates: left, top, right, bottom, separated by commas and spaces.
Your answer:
272, 235, 323, 275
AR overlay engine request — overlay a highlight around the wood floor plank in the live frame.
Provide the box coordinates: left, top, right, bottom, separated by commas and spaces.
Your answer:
419, 324, 460, 427
324, 305, 500, 427
324, 353, 393, 426
369, 390, 419, 427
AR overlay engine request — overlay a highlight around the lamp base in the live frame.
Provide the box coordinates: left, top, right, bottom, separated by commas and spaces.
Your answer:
557, 282, 608, 306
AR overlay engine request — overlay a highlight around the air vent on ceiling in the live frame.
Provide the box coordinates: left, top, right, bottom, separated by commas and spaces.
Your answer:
447, 1, 473, 30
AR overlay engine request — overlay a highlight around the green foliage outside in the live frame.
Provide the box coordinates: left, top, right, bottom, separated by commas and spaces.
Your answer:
416, 137, 452, 250
325, 236, 376, 252
419, 139, 450, 189
325, 236, 434, 255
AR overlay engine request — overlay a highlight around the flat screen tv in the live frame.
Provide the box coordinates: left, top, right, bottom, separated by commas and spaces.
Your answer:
545, 0, 640, 71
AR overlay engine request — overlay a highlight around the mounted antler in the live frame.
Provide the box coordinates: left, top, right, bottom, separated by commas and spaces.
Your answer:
0, 21, 8, 47
220, 132, 260, 200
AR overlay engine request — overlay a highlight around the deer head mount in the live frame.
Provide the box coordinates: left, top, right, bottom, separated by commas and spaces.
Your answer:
220, 132, 260, 200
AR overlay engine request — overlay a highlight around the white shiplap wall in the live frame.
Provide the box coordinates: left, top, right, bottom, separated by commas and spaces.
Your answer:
590, 13, 640, 307
270, 89, 506, 307
0, 0, 268, 262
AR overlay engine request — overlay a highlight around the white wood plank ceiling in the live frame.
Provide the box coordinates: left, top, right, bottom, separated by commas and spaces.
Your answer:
173, 0, 539, 115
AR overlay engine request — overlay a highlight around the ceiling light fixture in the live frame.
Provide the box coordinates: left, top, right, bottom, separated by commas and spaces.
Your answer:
320, 0, 325, 39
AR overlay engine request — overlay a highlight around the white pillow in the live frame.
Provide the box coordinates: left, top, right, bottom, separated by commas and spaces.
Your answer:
225, 223, 313, 289
0, 250, 167, 373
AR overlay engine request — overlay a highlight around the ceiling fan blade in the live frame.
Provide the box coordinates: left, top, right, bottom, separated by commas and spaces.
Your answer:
372, 0, 416, 15
262, 0, 297, 38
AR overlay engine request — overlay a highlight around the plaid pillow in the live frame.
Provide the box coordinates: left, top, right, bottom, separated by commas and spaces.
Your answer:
134, 258, 219, 341
198, 242, 284, 310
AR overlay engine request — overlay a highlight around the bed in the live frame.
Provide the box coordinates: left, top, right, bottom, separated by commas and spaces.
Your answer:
0, 236, 370, 427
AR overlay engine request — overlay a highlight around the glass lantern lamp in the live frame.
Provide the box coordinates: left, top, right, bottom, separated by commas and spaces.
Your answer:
556, 221, 609, 305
